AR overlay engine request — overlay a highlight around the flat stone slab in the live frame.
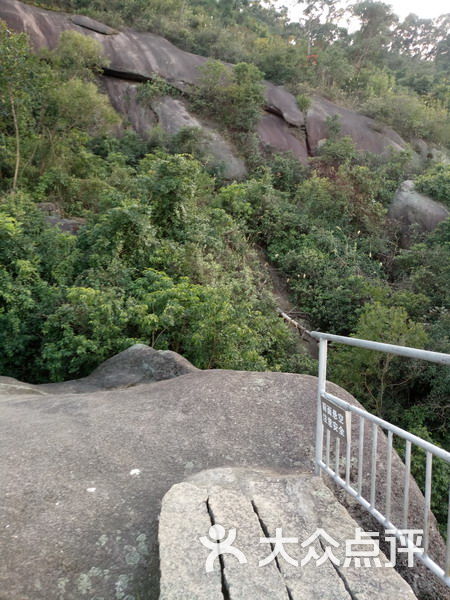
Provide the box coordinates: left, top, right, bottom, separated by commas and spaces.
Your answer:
159, 468, 418, 600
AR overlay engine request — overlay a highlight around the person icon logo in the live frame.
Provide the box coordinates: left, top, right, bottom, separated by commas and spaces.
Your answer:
200, 524, 247, 572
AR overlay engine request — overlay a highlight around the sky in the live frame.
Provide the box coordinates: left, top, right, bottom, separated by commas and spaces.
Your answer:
278, 0, 449, 22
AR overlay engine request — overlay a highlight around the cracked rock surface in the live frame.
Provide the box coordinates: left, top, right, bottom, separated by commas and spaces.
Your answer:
159, 468, 418, 600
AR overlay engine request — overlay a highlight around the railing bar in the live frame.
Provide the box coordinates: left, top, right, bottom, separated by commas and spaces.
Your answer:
403, 441, 412, 529
346, 412, 352, 487
386, 430, 393, 522
310, 331, 450, 365
335, 437, 340, 477
370, 423, 378, 508
322, 391, 450, 463
326, 429, 331, 468
446, 486, 450, 577
424, 451, 433, 554
358, 416, 364, 496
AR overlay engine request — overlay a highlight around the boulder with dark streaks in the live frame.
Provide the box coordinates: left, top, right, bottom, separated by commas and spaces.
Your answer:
1, 0, 411, 166
258, 113, 309, 164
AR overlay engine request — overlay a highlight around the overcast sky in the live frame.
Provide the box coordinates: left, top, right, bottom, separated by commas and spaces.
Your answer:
278, 0, 449, 22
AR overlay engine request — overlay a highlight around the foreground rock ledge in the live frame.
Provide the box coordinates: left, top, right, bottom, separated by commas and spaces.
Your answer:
0, 345, 446, 599
159, 467, 418, 599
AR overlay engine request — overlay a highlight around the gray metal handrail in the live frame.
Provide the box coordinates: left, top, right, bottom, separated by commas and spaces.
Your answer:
310, 331, 450, 587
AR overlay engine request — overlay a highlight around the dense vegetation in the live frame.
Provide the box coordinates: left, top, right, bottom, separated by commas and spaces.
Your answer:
1, 1, 449, 530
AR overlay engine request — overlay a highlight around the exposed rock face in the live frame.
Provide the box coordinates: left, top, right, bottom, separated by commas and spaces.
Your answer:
0, 0, 300, 120
0, 0, 412, 169
265, 82, 305, 127
306, 96, 406, 156
258, 113, 309, 164
103, 79, 248, 178
36, 202, 86, 234
102, 77, 157, 137
159, 468, 418, 599
389, 180, 449, 243
412, 140, 450, 165
38, 343, 199, 394
0, 347, 447, 599
152, 96, 248, 179
70, 14, 118, 35
45, 215, 86, 234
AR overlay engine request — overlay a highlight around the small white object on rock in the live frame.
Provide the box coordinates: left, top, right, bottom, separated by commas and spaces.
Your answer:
86, 487, 96, 493
130, 469, 141, 477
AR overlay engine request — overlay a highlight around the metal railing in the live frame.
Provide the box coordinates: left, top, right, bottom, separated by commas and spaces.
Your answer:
310, 331, 450, 587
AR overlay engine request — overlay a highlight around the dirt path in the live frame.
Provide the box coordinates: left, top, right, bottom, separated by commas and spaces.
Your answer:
255, 246, 317, 357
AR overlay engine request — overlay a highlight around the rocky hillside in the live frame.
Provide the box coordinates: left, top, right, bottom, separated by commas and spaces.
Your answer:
0, 0, 415, 177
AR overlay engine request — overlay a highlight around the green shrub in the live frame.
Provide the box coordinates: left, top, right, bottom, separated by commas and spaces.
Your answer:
296, 93, 311, 113
266, 152, 308, 194
193, 59, 264, 132
363, 91, 450, 146
137, 75, 176, 103
46, 30, 108, 80
415, 163, 450, 206
316, 136, 358, 167
330, 302, 428, 415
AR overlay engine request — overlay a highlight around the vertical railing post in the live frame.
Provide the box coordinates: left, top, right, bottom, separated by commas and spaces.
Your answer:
315, 338, 328, 475
445, 485, 450, 578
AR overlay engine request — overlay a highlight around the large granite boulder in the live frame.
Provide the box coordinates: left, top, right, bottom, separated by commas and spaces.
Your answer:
412, 140, 450, 165
0, 346, 447, 599
103, 79, 247, 179
389, 180, 449, 244
0, 0, 303, 128
306, 96, 406, 156
102, 77, 158, 138
151, 96, 247, 179
257, 113, 308, 165
265, 82, 304, 127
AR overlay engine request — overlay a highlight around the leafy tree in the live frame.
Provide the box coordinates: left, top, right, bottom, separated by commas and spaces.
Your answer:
0, 22, 35, 189
193, 60, 264, 132
351, 1, 398, 71
415, 163, 450, 206
137, 152, 206, 239
331, 302, 428, 416
46, 30, 108, 80
394, 219, 450, 311
40, 286, 139, 380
